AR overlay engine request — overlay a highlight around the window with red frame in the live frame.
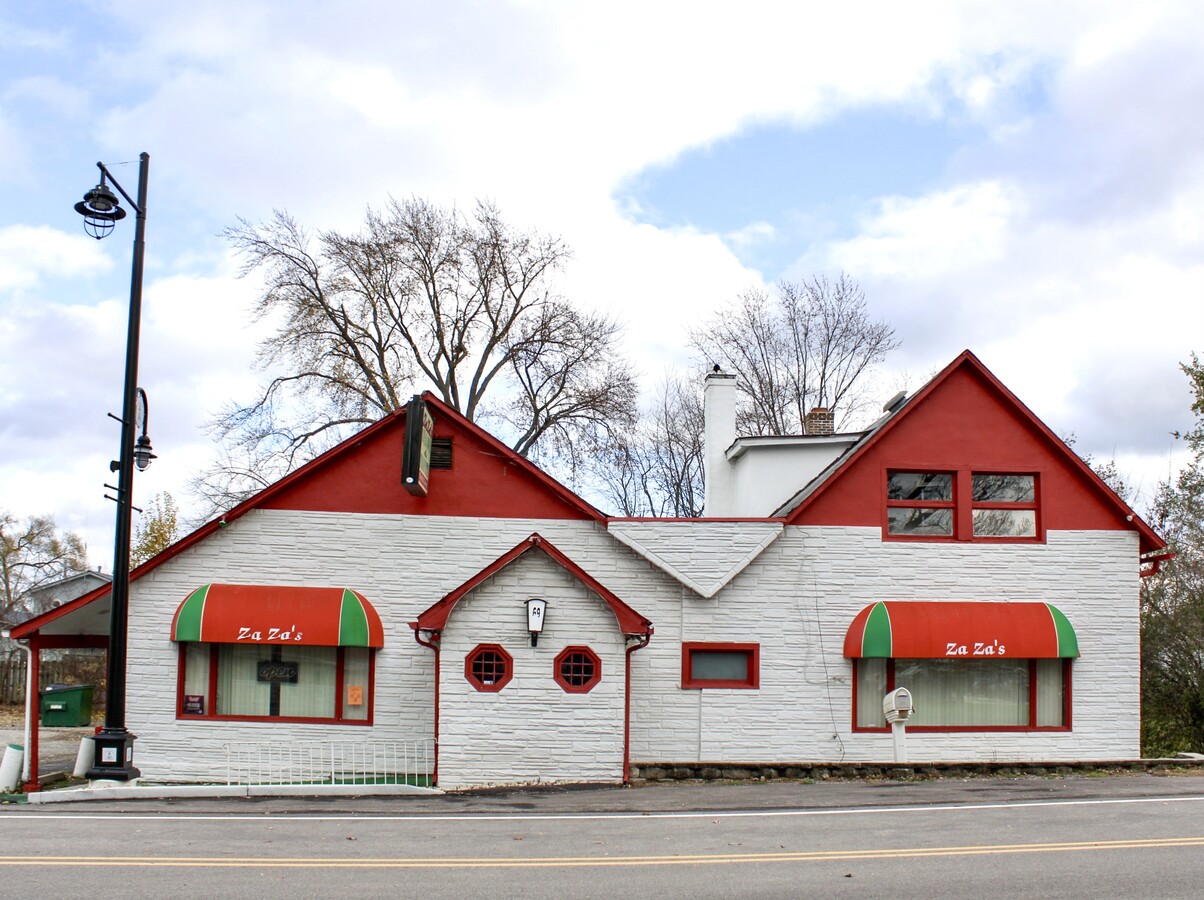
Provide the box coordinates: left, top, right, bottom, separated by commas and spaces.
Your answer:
465, 644, 513, 692
886, 471, 1039, 540
681, 642, 759, 689
554, 646, 602, 693
176, 643, 373, 723
853, 657, 1070, 731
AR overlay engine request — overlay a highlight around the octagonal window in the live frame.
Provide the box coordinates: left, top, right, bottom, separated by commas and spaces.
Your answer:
555, 645, 601, 693
465, 643, 513, 692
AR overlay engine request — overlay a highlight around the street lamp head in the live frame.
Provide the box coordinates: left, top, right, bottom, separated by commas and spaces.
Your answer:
74, 181, 127, 240
133, 434, 156, 472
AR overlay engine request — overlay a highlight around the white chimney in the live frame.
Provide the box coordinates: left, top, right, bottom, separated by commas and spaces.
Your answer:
704, 369, 738, 516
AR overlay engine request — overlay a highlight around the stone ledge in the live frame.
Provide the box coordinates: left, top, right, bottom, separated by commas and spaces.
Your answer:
629, 758, 1204, 783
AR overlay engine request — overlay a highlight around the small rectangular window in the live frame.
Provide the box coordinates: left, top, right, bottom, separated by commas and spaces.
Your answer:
888, 472, 953, 501
886, 471, 956, 536
971, 473, 1038, 538
681, 642, 759, 689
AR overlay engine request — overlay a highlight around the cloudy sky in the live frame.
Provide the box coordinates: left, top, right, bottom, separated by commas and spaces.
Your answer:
2, 0, 1202, 566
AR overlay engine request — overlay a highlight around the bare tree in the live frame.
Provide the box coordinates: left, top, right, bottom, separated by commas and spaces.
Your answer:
691, 274, 898, 434
592, 375, 704, 517
195, 198, 637, 512
1, 512, 87, 625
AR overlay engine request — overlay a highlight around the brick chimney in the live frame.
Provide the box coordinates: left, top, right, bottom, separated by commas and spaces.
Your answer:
804, 407, 834, 436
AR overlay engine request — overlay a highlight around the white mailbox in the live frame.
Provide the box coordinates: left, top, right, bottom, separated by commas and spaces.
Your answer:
883, 687, 914, 724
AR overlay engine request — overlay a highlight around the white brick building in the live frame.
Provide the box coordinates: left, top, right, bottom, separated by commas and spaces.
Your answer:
14, 351, 1167, 788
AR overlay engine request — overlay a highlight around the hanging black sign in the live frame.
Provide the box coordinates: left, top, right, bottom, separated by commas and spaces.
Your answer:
401, 395, 435, 496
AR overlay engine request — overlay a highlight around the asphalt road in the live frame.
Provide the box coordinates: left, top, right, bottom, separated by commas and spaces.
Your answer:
2, 773, 1203, 898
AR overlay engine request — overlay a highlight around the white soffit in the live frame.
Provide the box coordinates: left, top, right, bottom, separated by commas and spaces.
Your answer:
606, 521, 784, 598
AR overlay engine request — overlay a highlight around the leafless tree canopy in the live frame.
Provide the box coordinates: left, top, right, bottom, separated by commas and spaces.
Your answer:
196, 198, 637, 512
691, 274, 898, 434
591, 375, 705, 517
1, 512, 87, 626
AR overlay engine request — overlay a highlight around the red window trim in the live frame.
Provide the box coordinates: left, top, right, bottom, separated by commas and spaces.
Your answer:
851, 657, 1072, 733
681, 642, 760, 689
174, 643, 375, 725
884, 468, 1044, 544
554, 645, 602, 693
465, 643, 513, 692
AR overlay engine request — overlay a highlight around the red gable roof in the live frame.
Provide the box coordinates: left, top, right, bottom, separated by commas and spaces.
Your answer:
415, 533, 653, 636
12, 395, 602, 639
784, 350, 1164, 555
258, 393, 604, 521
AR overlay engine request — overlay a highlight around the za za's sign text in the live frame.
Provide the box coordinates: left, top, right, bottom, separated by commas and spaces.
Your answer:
238, 625, 304, 642
946, 640, 1007, 657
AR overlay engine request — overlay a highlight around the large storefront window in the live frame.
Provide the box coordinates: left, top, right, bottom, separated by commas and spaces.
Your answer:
845, 601, 1078, 732
854, 657, 1069, 731
171, 584, 383, 724
178, 643, 374, 723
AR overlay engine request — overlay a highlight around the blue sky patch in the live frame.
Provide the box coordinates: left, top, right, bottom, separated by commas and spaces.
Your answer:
615, 107, 982, 278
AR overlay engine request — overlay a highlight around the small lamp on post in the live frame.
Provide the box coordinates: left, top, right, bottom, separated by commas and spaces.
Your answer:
525, 598, 547, 647
74, 152, 151, 782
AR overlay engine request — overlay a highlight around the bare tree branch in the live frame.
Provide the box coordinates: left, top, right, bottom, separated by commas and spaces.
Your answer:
197, 198, 637, 516
691, 274, 898, 434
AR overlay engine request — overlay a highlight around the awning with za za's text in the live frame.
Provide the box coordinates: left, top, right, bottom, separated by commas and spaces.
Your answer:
171, 583, 384, 647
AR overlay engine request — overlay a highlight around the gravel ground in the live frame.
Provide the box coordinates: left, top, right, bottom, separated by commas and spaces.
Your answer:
0, 705, 97, 779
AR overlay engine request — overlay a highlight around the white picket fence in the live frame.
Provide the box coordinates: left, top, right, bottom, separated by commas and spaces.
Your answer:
223, 739, 435, 788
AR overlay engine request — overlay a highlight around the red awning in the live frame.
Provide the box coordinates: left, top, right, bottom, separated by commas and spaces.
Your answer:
171, 584, 384, 648
843, 601, 1078, 659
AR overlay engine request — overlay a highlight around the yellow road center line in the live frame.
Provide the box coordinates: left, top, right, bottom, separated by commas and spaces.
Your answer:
2, 836, 1204, 868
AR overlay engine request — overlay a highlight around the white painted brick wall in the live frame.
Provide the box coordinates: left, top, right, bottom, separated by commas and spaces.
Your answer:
437, 551, 627, 788
124, 509, 1141, 785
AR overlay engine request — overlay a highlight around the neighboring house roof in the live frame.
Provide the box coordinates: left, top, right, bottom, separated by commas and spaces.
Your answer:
415, 533, 653, 637
776, 350, 1165, 556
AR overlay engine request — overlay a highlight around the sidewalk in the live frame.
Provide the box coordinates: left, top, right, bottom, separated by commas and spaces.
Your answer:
6, 768, 1204, 816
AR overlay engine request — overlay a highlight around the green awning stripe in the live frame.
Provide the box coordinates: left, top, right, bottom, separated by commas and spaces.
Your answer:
174, 584, 210, 643
861, 601, 893, 657
1046, 603, 1080, 658
338, 589, 370, 647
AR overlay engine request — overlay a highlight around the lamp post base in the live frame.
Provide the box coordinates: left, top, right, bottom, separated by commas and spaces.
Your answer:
86, 728, 141, 781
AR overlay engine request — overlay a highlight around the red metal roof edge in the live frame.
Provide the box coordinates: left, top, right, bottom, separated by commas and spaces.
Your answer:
416, 532, 652, 636
12, 398, 606, 638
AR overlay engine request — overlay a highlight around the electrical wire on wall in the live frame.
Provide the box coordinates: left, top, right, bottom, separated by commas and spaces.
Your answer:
792, 530, 846, 761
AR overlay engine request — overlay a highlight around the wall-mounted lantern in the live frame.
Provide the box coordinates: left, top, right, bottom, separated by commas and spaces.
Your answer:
525, 598, 547, 646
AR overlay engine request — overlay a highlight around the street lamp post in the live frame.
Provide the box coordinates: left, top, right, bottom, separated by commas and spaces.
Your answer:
73, 152, 153, 781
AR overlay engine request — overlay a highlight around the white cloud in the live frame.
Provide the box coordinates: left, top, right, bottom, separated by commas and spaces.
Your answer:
822, 181, 1021, 280
0, 225, 112, 290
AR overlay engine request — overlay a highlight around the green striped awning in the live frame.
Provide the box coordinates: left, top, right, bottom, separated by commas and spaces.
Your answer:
171, 584, 384, 647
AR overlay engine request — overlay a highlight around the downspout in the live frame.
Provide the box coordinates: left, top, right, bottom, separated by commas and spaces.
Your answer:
623, 630, 652, 784
7, 636, 34, 787
410, 623, 440, 785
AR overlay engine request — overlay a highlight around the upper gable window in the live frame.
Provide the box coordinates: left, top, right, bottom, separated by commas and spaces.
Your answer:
886, 471, 1040, 541
971, 474, 1037, 537
886, 472, 954, 536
